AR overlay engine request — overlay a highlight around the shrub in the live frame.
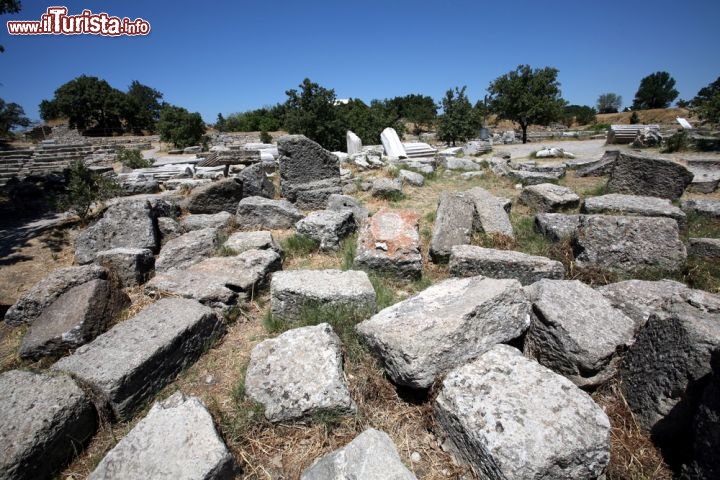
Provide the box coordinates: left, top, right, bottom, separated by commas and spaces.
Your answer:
663, 131, 690, 153
61, 160, 120, 223
629, 111, 640, 124
259, 130, 272, 144
157, 104, 206, 149
116, 147, 153, 169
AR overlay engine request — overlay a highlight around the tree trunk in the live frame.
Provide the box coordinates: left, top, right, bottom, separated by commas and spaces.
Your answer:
521, 123, 528, 144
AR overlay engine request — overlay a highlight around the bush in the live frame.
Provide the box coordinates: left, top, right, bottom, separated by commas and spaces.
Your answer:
587, 123, 611, 132
663, 131, 690, 153
116, 147, 153, 169
259, 130, 272, 144
629, 111, 640, 124
61, 160, 120, 222
157, 104, 206, 149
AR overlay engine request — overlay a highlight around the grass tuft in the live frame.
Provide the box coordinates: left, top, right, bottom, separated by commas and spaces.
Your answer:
340, 234, 357, 271
368, 274, 399, 310
280, 234, 319, 258
215, 245, 239, 257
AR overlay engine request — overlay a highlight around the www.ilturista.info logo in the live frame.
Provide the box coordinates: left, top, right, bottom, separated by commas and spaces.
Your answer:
7, 7, 150, 36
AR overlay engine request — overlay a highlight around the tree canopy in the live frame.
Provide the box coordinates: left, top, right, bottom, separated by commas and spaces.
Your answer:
437, 86, 477, 146
0, 97, 30, 137
597, 93, 622, 114
488, 65, 565, 143
632, 71, 679, 110
0, 0, 22, 53
691, 76, 720, 124
40, 76, 164, 135
157, 104, 206, 148
283, 78, 344, 151
386, 94, 437, 135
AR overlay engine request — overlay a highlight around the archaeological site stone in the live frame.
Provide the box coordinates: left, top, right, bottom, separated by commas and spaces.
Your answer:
606, 152, 693, 200
4, 264, 108, 326
89, 392, 239, 480
301, 429, 416, 480
353, 208, 422, 279
270, 269, 376, 323
278, 135, 342, 209
434, 345, 610, 480
155, 227, 219, 272
0, 370, 97, 480
429, 192, 475, 263
179, 211, 233, 232
582, 193, 686, 228
236, 196, 304, 230
520, 183, 580, 212
449, 245, 564, 285
245, 323, 356, 422
95, 248, 155, 287
295, 210, 355, 251
357, 276, 529, 389
524, 279, 635, 387
52, 298, 225, 421
223, 230, 281, 254
185, 177, 243, 214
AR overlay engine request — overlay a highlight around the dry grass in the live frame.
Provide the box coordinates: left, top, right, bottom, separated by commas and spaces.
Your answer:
592, 381, 673, 480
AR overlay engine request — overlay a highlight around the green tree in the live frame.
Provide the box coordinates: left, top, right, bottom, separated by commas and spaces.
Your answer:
157, 104, 206, 148
691, 76, 720, 124
336, 98, 404, 146
215, 113, 227, 132
387, 94, 437, 135
632, 71, 679, 110
40, 75, 125, 133
488, 65, 566, 144
0, 98, 30, 137
596, 93, 622, 114
437, 86, 476, 146
563, 105, 597, 126
283, 78, 343, 151
123, 80, 163, 134
0, 0, 22, 53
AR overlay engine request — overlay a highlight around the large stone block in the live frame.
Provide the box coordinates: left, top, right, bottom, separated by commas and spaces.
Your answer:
245, 323, 356, 422
429, 192, 475, 263
95, 248, 155, 287
301, 429, 416, 480
52, 298, 225, 421
146, 249, 281, 307
524, 279, 635, 388
75, 200, 159, 264
278, 135, 341, 209
4, 265, 107, 326
19, 279, 130, 360
0, 370, 97, 480
620, 297, 720, 466
572, 215, 687, 274
357, 276, 529, 389
353, 208, 422, 279
223, 230, 281, 255
582, 193, 686, 228
89, 392, 239, 479
271, 269, 375, 323
449, 245, 564, 285
236, 196, 304, 230
520, 183, 580, 212
466, 187, 514, 239
295, 210, 355, 251
155, 227, 219, 272
179, 211, 233, 232
534, 213, 581, 241
434, 345, 610, 480
606, 152, 693, 200
185, 177, 243, 214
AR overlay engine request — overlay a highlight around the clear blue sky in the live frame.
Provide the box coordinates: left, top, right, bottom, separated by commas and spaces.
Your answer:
2, 0, 719, 123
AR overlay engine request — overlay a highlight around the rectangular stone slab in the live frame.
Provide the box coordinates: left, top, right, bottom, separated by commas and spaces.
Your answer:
52, 298, 224, 421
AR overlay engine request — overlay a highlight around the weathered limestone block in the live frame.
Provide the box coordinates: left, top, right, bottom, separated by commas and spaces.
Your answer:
353, 208, 422, 279
434, 345, 610, 480
449, 245, 564, 285
0, 370, 97, 480
271, 269, 376, 323
301, 429, 416, 480
524, 279, 635, 388
245, 323, 356, 422
89, 392, 239, 479
357, 276, 529, 389
52, 298, 225, 421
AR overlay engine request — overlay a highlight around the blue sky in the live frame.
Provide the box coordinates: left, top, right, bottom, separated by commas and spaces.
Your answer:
2, 0, 719, 123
